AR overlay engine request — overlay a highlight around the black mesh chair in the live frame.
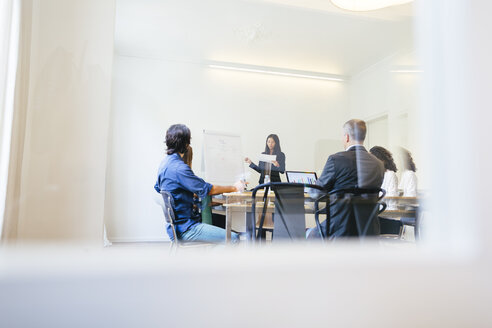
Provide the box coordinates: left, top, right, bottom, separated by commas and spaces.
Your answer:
249, 182, 328, 242
379, 217, 404, 238
317, 188, 387, 240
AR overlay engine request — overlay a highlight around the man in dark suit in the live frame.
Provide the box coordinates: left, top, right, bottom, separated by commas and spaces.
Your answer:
309, 119, 385, 239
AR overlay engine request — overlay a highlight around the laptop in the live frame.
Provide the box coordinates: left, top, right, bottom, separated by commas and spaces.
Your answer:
285, 171, 318, 184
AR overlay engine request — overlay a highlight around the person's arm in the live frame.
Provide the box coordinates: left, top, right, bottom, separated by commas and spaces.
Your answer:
308, 156, 336, 199
317, 156, 336, 191
209, 185, 237, 195
272, 152, 285, 173
177, 164, 214, 199
154, 181, 161, 193
249, 162, 262, 173
406, 172, 418, 197
178, 165, 246, 197
387, 172, 399, 197
245, 157, 262, 173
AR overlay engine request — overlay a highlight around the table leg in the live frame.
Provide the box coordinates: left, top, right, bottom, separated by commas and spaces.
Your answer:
225, 206, 232, 243
245, 212, 254, 242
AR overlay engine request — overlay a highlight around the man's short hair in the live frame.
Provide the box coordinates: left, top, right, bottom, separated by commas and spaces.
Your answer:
165, 124, 191, 155
343, 119, 367, 142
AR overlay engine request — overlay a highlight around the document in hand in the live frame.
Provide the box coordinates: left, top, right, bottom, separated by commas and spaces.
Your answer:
258, 154, 276, 163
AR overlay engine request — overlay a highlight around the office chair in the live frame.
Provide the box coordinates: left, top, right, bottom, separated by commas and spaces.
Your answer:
249, 182, 328, 242
157, 190, 214, 250
379, 217, 404, 239
318, 188, 387, 240
399, 203, 422, 240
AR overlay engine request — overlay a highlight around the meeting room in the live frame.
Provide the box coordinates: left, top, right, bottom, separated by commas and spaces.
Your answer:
0, 0, 491, 327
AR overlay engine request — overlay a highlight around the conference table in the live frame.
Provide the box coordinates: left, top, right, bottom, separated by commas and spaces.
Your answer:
211, 192, 418, 243
379, 196, 419, 218
211, 190, 281, 243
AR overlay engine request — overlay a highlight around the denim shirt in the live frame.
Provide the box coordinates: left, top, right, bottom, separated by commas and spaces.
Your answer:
154, 153, 213, 239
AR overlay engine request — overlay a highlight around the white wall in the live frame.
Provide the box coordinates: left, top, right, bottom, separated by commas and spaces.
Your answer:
11, 0, 116, 242
348, 52, 425, 188
105, 55, 348, 242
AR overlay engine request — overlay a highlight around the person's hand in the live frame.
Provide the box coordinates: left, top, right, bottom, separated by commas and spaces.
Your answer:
244, 157, 252, 165
234, 180, 247, 192
272, 160, 279, 167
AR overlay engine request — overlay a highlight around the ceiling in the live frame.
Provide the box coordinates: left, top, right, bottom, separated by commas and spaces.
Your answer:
114, 0, 414, 77
252, 0, 414, 20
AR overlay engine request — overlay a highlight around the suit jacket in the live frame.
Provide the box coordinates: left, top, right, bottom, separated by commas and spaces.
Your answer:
317, 145, 385, 239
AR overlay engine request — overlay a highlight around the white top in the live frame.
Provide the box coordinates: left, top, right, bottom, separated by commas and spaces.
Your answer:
381, 170, 398, 197
399, 170, 418, 197
381, 170, 398, 210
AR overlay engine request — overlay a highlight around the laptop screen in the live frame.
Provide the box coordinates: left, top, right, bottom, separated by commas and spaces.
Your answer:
285, 171, 318, 184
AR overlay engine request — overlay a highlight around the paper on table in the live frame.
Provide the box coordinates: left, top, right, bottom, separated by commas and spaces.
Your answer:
258, 154, 276, 163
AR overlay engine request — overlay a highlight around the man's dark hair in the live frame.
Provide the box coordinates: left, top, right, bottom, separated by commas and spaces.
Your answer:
165, 124, 191, 155
343, 119, 367, 142
370, 146, 397, 172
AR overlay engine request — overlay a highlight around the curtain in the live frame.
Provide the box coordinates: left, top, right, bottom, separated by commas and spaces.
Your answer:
0, 0, 20, 238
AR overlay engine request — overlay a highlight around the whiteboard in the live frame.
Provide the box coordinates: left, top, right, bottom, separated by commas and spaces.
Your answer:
202, 130, 245, 185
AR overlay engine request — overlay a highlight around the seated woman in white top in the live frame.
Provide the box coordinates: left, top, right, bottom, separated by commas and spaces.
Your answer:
399, 148, 418, 197
370, 146, 398, 209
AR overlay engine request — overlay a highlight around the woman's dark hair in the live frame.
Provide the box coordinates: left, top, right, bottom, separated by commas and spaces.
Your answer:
401, 147, 417, 172
165, 124, 191, 155
264, 134, 282, 154
370, 146, 397, 172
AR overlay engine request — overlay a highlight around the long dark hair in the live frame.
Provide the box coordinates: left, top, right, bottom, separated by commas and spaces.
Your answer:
401, 147, 417, 172
370, 146, 397, 172
264, 134, 282, 154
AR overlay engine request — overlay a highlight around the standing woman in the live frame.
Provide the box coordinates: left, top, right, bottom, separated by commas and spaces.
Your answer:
245, 134, 286, 184
399, 148, 418, 197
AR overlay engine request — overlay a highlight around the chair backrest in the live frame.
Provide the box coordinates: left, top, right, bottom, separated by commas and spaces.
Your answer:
327, 188, 386, 238
251, 182, 327, 241
159, 190, 178, 242
271, 184, 306, 240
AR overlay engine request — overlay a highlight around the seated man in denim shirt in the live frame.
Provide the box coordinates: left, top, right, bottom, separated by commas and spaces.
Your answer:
155, 124, 245, 243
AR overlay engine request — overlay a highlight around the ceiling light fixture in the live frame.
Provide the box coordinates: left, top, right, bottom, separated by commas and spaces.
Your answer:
206, 61, 345, 82
330, 0, 413, 12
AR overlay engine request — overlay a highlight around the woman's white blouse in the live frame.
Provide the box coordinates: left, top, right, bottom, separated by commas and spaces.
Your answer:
381, 171, 398, 210
399, 170, 418, 197
381, 170, 398, 197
